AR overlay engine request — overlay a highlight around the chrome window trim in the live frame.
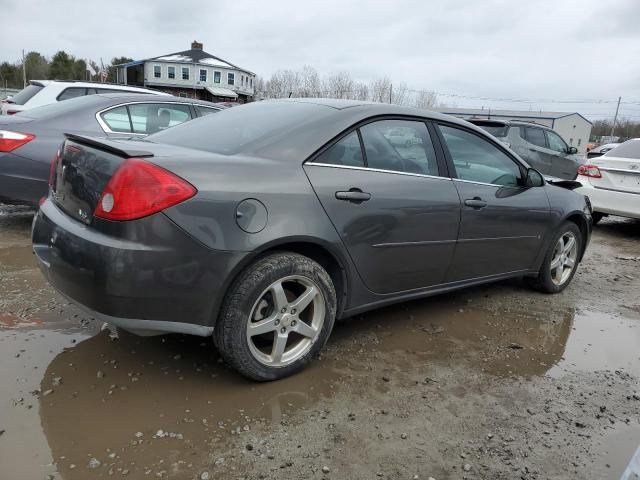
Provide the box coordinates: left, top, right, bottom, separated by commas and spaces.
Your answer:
453, 178, 520, 188
95, 101, 199, 135
307, 162, 452, 182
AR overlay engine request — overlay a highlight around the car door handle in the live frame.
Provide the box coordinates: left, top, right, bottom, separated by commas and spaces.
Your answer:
335, 189, 371, 202
464, 198, 487, 209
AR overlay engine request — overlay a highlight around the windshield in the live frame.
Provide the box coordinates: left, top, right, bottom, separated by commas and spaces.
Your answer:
604, 139, 640, 159
473, 122, 509, 137
149, 101, 331, 155
9, 84, 44, 105
15, 94, 106, 119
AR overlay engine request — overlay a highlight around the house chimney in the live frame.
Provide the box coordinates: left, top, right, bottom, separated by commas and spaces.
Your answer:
191, 41, 203, 50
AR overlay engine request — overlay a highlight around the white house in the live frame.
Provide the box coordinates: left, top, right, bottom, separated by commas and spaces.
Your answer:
437, 107, 593, 153
116, 41, 256, 103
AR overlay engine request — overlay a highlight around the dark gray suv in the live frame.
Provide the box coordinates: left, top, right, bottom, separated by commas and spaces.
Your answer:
469, 120, 582, 180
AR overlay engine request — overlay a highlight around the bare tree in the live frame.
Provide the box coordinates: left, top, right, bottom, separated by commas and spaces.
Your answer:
412, 90, 439, 110
369, 77, 391, 103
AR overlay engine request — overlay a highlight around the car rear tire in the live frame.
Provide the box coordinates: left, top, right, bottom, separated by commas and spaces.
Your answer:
215, 252, 337, 381
526, 221, 582, 294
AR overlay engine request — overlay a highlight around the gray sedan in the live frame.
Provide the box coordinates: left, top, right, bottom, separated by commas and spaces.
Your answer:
32, 99, 592, 381
0, 93, 221, 205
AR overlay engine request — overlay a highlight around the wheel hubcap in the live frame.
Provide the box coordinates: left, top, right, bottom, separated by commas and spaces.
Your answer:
550, 231, 578, 286
246, 275, 325, 367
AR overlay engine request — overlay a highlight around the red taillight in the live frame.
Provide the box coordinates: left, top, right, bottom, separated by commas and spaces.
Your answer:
49, 149, 60, 187
6, 110, 19, 115
0, 130, 35, 152
94, 158, 197, 221
577, 164, 602, 178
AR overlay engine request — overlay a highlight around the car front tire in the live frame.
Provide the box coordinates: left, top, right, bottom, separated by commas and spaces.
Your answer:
526, 221, 582, 294
215, 252, 337, 381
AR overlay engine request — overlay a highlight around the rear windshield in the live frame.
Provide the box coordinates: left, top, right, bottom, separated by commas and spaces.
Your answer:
473, 122, 509, 137
148, 101, 330, 155
16, 94, 106, 119
604, 139, 640, 159
9, 84, 44, 105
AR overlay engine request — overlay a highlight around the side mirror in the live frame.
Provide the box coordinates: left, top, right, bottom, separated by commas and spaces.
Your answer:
567, 146, 578, 154
525, 168, 544, 187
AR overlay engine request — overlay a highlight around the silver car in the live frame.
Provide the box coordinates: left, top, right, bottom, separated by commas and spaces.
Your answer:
469, 119, 582, 180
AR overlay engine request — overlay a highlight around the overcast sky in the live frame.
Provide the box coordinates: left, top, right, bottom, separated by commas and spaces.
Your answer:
2, 0, 640, 119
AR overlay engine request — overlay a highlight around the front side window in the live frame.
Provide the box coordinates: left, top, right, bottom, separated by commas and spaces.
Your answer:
182, 67, 190, 80
228, 72, 235, 85
314, 131, 364, 167
199, 69, 207, 82
168, 66, 176, 79
214, 71, 221, 83
524, 127, 547, 148
153, 65, 161, 78
439, 125, 522, 186
101, 105, 131, 133
360, 120, 439, 176
546, 130, 568, 153
57, 87, 86, 101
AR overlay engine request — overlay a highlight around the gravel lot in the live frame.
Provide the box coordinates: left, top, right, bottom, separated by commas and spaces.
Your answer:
1, 204, 639, 479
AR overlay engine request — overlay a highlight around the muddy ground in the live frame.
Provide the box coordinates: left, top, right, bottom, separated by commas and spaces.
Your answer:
1, 204, 639, 480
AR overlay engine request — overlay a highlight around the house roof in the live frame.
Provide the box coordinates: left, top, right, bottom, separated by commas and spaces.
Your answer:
148, 47, 254, 75
116, 43, 255, 75
436, 107, 593, 125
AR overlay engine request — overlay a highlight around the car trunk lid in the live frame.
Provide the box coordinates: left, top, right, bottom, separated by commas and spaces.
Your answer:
50, 135, 154, 224
591, 155, 640, 194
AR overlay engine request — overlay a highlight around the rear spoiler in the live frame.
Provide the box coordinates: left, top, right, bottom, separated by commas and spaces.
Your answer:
544, 176, 582, 190
64, 133, 154, 158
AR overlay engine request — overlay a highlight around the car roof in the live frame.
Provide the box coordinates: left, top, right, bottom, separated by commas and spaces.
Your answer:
29, 79, 168, 95
467, 117, 552, 129
91, 93, 221, 107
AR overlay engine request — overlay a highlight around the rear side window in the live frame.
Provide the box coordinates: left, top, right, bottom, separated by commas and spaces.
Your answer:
524, 127, 547, 148
9, 84, 43, 105
360, 120, 439, 176
101, 105, 132, 133
57, 87, 87, 101
439, 125, 522, 186
315, 131, 364, 167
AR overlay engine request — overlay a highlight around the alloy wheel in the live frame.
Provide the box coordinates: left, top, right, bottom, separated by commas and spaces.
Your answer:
246, 275, 325, 367
550, 231, 578, 286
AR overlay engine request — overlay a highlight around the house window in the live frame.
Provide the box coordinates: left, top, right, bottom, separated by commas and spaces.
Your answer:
250, 78, 253, 88
214, 71, 221, 83
228, 72, 235, 85
153, 65, 161, 78
168, 66, 175, 79
241, 75, 244, 86
182, 67, 189, 80
199, 69, 207, 82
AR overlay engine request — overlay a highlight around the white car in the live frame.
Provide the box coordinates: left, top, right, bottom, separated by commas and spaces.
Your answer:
0, 80, 169, 115
576, 138, 640, 223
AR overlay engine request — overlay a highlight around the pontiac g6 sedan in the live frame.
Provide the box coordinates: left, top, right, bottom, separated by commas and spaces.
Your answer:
33, 99, 592, 381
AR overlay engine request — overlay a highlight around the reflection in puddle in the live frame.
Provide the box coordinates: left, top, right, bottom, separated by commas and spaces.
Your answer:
39, 330, 340, 479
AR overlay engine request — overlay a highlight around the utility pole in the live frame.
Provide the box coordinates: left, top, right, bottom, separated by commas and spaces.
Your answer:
22, 49, 26, 88
610, 96, 621, 138
389, 83, 393, 104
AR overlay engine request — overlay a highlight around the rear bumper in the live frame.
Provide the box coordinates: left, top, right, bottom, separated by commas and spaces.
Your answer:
32, 199, 247, 335
576, 182, 640, 219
